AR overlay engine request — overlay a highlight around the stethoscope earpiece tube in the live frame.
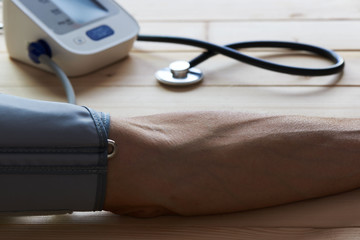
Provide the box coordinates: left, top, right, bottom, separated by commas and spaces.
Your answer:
137, 35, 345, 78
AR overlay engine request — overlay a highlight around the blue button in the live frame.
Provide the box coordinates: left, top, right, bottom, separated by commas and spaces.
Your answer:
86, 25, 114, 41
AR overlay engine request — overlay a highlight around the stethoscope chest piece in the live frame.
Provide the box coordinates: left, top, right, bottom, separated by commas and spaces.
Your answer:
155, 61, 204, 86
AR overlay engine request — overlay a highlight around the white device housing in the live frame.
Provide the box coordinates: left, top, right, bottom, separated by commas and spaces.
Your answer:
3, 0, 139, 76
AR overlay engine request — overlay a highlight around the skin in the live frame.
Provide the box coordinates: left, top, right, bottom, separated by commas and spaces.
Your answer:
104, 111, 360, 218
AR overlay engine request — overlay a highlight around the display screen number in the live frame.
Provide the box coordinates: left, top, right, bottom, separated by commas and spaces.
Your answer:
19, 0, 110, 34
52, 0, 108, 25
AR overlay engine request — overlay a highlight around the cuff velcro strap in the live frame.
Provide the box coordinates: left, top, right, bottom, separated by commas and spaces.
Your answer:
0, 94, 110, 213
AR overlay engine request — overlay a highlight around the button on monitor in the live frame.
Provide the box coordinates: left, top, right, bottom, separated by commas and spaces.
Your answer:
86, 25, 114, 41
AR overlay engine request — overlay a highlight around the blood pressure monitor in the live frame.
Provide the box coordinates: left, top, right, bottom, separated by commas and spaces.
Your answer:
3, 0, 139, 76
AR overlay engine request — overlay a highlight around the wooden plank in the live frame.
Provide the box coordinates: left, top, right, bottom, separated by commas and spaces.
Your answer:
66, 86, 360, 118
209, 21, 360, 51
1, 20, 358, 52
1, 226, 360, 240
0, 51, 357, 88
134, 21, 360, 51
0, 56, 346, 92
2, 189, 360, 228
1, 84, 360, 117
116, 0, 360, 21
1, 1, 359, 23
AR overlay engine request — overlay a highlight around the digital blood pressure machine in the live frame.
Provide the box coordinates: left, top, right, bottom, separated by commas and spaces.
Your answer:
2, 0, 345, 104
3, 0, 139, 76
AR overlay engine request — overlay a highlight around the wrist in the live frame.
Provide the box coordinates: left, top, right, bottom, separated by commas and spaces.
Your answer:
103, 116, 173, 217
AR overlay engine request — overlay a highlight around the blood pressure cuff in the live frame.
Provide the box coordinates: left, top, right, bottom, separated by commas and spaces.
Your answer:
0, 94, 110, 213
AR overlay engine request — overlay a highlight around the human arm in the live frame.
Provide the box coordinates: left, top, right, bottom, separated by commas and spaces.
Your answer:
1, 93, 359, 217
104, 111, 360, 217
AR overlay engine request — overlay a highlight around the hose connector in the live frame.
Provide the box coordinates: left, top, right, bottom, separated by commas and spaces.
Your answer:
28, 40, 52, 64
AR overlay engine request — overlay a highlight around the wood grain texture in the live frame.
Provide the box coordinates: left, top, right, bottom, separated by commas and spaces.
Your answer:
2, 226, 360, 240
116, 0, 360, 21
0, 51, 358, 88
2, 188, 360, 228
208, 21, 360, 50
2, 0, 360, 239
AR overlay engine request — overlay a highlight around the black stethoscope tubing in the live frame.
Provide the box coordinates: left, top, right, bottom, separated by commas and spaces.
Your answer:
137, 35, 345, 76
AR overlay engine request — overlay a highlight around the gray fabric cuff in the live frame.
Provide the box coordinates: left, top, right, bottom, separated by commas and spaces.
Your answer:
0, 94, 110, 213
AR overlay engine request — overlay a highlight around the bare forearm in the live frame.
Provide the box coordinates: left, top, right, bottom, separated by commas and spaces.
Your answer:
104, 111, 360, 217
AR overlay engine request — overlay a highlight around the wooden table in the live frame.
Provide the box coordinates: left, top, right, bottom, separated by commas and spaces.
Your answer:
1, 0, 360, 239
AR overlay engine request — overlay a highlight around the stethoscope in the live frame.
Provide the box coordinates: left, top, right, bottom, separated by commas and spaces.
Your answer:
137, 35, 345, 86
0, 25, 345, 100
